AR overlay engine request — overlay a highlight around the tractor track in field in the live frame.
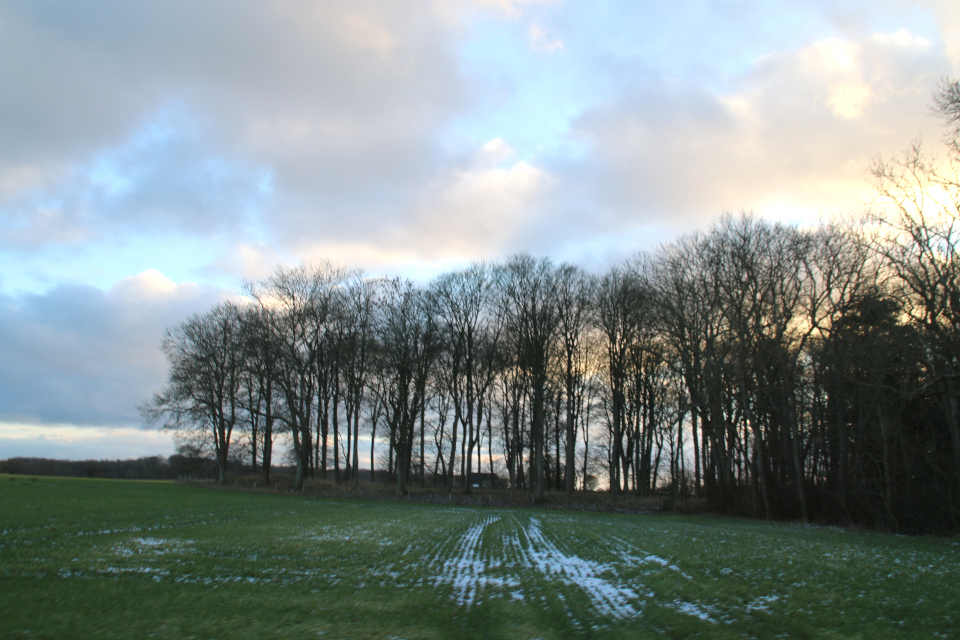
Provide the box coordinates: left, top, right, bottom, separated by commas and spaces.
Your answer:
427, 512, 642, 621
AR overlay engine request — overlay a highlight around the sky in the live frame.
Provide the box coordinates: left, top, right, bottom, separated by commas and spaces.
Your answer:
2, 0, 959, 460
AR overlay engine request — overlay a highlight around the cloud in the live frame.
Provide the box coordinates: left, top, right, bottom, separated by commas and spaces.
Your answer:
0, 270, 225, 426
470, 0, 560, 20
408, 146, 551, 258
1, 0, 957, 278
923, 0, 960, 66
0, 1, 466, 251
0, 103, 272, 249
0, 423, 176, 460
566, 28, 951, 233
530, 25, 563, 53
112, 269, 198, 302
289, 138, 553, 272
790, 39, 875, 119
209, 243, 294, 285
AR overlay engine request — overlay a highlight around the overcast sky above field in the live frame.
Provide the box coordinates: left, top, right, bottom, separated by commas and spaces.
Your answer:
2, 0, 959, 460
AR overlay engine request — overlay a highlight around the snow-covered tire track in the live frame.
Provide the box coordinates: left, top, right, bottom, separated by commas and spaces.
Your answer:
516, 516, 640, 619
433, 514, 509, 606
606, 534, 691, 578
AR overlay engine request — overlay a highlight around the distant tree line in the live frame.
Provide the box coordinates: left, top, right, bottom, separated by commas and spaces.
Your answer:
142, 80, 960, 533
0, 454, 294, 480
0, 456, 176, 480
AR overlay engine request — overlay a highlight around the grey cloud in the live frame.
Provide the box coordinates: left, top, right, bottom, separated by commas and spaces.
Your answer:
1, 104, 271, 247
0, 0, 466, 248
0, 275, 225, 426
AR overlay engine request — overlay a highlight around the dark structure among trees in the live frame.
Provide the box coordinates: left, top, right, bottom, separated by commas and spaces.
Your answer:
142, 80, 960, 534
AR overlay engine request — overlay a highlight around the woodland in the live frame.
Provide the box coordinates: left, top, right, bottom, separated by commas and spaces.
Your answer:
141, 80, 960, 534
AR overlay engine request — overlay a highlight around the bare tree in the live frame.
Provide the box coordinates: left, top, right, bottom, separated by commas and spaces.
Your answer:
934, 77, 960, 154
502, 254, 560, 501
237, 304, 281, 483
142, 302, 244, 483
334, 274, 381, 486
595, 265, 645, 498
870, 112, 960, 488
378, 279, 437, 494
554, 263, 595, 498
246, 264, 348, 490
429, 263, 505, 492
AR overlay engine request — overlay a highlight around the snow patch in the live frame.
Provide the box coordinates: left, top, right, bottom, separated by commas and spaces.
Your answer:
517, 517, 640, 619
433, 515, 517, 607
114, 537, 194, 558
608, 536, 691, 579
746, 594, 780, 613
668, 599, 717, 623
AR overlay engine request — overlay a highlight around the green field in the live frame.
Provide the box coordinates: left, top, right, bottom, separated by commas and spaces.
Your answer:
1, 475, 957, 639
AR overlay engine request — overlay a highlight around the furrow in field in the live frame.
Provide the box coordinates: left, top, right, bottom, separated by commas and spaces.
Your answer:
411, 515, 472, 569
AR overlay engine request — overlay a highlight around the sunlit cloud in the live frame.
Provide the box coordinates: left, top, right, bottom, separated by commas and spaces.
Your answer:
410, 158, 551, 258
828, 82, 873, 120
568, 26, 948, 235
794, 39, 874, 120
112, 269, 197, 301
872, 28, 932, 50
471, 0, 560, 20
530, 25, 563, 53
288, 139, 553, 271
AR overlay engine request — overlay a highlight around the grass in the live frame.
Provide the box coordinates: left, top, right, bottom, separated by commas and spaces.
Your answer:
1, 474, 958, 639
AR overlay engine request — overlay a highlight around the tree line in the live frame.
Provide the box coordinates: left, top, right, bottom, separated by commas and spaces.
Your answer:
143, 80, 960, 533
0, 456, 176, 480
